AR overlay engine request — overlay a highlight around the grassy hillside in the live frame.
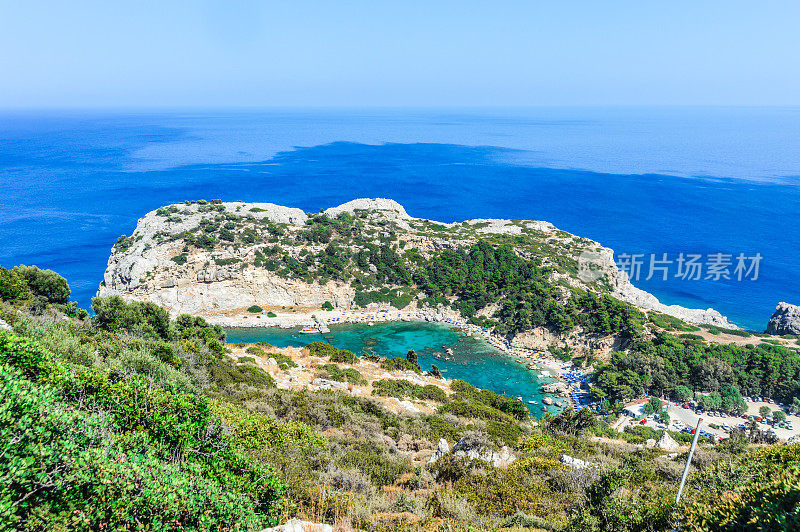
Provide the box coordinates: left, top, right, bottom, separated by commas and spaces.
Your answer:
2, 265, 800, 530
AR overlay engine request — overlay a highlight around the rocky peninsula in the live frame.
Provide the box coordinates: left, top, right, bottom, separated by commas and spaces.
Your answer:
99, 198, 736, 358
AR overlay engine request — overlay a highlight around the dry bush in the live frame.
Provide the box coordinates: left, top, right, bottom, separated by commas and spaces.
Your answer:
324, 466, 372, 495
653, 456, 685, 481
453, 430, 489, 452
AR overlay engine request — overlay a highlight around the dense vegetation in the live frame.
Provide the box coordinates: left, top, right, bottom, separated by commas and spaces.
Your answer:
0, 276, 286, 529
593, 332, 800, 408
412, 242, 644, 338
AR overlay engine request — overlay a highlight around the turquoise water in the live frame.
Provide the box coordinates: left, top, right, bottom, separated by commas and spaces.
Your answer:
225, 321, 561, 416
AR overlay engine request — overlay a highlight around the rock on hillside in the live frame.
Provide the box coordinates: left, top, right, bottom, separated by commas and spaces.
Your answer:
260, 519, 332, 532
766, 302, 800, 335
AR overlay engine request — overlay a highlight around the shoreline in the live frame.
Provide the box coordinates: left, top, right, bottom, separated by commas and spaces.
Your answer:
217, 306, 583, 410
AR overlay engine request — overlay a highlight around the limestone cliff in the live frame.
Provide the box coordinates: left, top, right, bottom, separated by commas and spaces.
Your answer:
98, 198, 734, 330
766, 302, 800, 335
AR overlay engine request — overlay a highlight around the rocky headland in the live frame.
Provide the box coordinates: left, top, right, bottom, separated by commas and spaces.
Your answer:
98, 198, 736, 358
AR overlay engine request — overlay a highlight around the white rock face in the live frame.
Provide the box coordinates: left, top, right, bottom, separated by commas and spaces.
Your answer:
462, 218, 555, 235
656, 432, 680, 451
311, 378, 349, 390
323, 198, 412, 220
260, 519, 332, 532
578, 246, 737, 328
561, 454, 591, 469
0, 319, 12, 332
766, 302, 800, 335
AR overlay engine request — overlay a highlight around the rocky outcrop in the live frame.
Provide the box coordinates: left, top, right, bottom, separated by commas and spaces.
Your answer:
0, 319, 11, 332
323, 197, 411, 220
576, 247, 736, 328
561, 454, 591, 469
427, 438, 450, 466
656, 432, 680, 451
427, 433, 517, 468
311, 378, 349, 390
98, 198, 735, 329
260, 519, 332, 532
766, 302, 800, 335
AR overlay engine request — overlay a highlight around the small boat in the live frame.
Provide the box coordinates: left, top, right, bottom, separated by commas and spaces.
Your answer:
528, 400, 538, 404
368, 322, 374, 327
299, 326, 319, 334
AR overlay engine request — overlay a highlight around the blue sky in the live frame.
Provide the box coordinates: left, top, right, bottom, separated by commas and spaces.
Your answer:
1, 0, 799, 108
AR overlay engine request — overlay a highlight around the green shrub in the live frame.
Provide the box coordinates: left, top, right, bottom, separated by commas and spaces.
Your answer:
307, 342, 358, 364
335, 448, 414, 486
0, 333, 285, 530
91, 296, 171, 340
306, 341, 338, 358
486, 421, 524, 446
0, 267, 31, 302
380, 356, 421, 374
12, 265, 70, 304
457, 468, 562, 518
247, 305, 264, 313
429, 454, 476, 482
267, 311, 277, 318
438, 401, 515, 423
320, 363, 366, 385
423, 415, 466, 443
322, 301, 334, 311
113, 234, 134, 252
450, 380, 528, 420
267, 352, 297, 368
329, 348, 357, 364
207, 356, 275, 390
170, 253, 188, 265
0, 332, 50, 379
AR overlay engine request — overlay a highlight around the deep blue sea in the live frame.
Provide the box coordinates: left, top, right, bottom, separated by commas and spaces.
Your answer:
2, 107, 799, 330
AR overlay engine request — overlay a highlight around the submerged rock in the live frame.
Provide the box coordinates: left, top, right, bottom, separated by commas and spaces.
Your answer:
766, 302, 800, 335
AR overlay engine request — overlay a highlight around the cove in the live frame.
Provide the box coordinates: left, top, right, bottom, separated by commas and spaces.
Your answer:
225, 321, 560, 415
